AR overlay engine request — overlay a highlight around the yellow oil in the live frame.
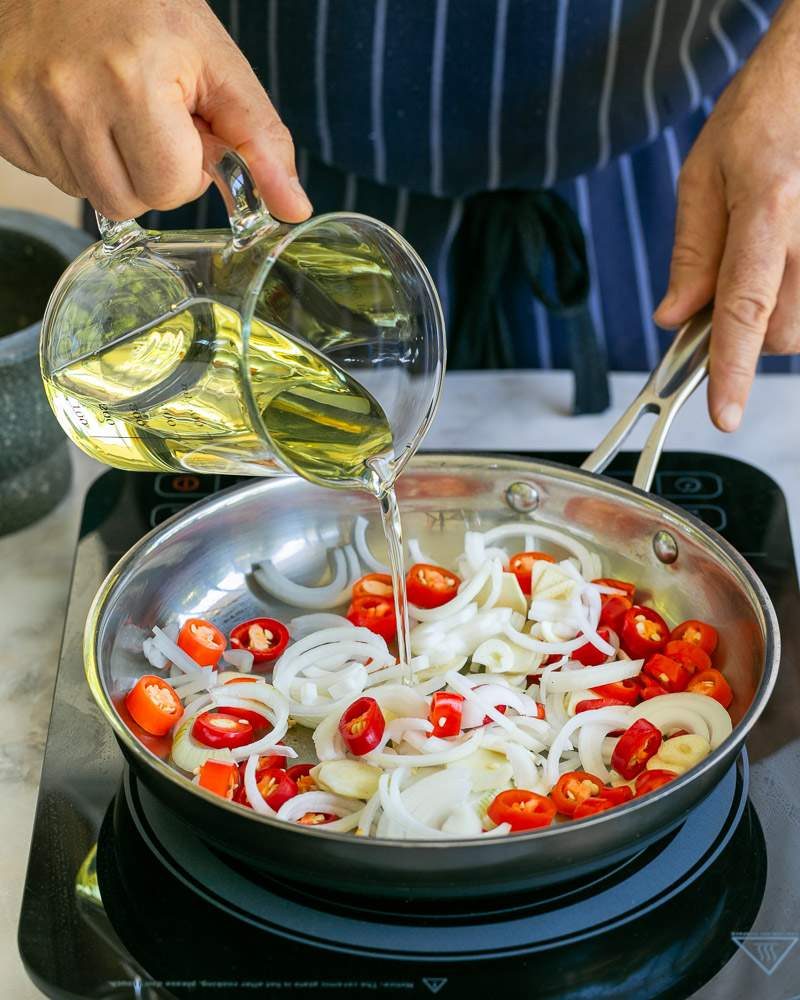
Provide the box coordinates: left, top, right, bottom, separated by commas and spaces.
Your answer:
43, 299, 414, 671
42, 299, 393, 487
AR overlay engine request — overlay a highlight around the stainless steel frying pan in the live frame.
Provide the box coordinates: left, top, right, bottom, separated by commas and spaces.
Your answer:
85, 306, 779, 900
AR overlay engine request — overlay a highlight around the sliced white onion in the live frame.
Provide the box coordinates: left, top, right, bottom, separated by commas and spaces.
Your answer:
388, 717, 435, 740
502, 623, 589, 656
173, 671, 218, 701
356, 789, 383, 837
410, 560, 494, 623
477, 559, 504, 610
371, 718, 436, 756
275, 625, 389, 675
377, 768, 473, 840
482, 822, 513, 838
460, 683, 539, 729
630, 693, 732, 747
543, 707, 633, 790
299, 681, 318, 705
277, 791, 363, 823
243, 753, 276, 816
289, 613, 351, 638
142, 635, 170, 670
313, 706, 348, 761
366, 728, 484, 768
354, 516, 388, 573
151, 626, 205, 675
577, 722, 623, 783
502, 741, 542, 790
464, 531, 487, 576
471, 638, 515, 674
328, 664, 369, 701
253, 547, 351, 610
170, 718, 234, 773
317, 809, 365, 833
408, 538, 433, 565
445, 671, 542, 751
178, 691, 215, 725
222, 648, 254, 673
482, 522, 599, 579
531, 620, 580, 642
441, 803, 484, 836
212, 686, 291, 761
543, 658, 643, 693
369, 684, 429, 719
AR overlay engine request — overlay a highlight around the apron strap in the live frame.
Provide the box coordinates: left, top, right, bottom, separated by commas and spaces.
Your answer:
449, 190, 610, 415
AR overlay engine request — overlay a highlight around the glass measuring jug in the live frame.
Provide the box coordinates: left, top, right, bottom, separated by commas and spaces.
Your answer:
39, 139, 445, 493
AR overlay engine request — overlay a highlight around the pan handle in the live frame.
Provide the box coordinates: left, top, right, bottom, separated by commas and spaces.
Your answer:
581, 305, 713, 491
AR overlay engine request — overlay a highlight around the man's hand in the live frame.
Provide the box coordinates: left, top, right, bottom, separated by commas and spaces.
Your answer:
654, 2, 800, 431
0, 0, 312, 222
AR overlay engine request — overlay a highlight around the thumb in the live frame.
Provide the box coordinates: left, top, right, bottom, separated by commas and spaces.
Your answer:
654, 159, 726, 329
198, 51, 312, 223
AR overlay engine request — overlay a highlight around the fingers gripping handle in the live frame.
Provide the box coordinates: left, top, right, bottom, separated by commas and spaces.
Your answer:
200, 134, 278, 246
96, 134, 277, 251
581, 306, 713, 492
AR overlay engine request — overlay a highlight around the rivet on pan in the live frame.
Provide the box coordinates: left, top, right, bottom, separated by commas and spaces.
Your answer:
505, 482, 540, 513
653, 530, 679, 564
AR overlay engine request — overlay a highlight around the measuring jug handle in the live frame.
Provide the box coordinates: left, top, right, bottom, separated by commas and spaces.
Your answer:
95, 133, 278, 252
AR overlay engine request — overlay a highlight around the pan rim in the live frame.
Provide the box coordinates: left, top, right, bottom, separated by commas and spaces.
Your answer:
84, 452, 780, 848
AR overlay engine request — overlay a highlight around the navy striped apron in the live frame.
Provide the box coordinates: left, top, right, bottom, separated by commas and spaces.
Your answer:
96, 0, 793, 412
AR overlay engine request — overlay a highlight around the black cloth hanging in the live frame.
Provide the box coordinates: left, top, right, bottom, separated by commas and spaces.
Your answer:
449, 190, 610, 415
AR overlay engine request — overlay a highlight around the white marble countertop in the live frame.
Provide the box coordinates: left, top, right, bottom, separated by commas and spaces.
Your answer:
2, 370, 797, 998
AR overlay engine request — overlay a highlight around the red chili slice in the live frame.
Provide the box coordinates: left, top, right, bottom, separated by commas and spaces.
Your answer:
346, 594, 397, 642
670, 619, 718, 655
215, 705, 271, 732
286, 763, 317, 793
487, 789, 557, 831
643, 653, 690, 693
192, 710, 261, 750
572, 626, 614, 666
177, 618, 226, 667
256, 767, 298, 810
638, 677, 668, 700
687, 668, 733, 708
339, 697, 386, 755
611, 719, 663, 779
509, 551, 556, 596
233, 753, 289, 806
428, 692, 464, 738
229, 617, 290, 664
635, 769, 678, 796
125, 675, 183, 736
575, 696, 628, 713
406, 563, 460, 609
598, 595, 634, 633
551, 771, 605, 816
352, 573, 393, 599
591, 678, 641, 706
197, 760, 239, 799
573, 785, 633, 818
663, 639, 712, 675
619, 606, 669, 659
595, 785, 635, 805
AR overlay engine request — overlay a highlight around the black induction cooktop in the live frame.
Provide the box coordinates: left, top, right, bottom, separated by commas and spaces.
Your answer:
17, 452, 800, 1000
